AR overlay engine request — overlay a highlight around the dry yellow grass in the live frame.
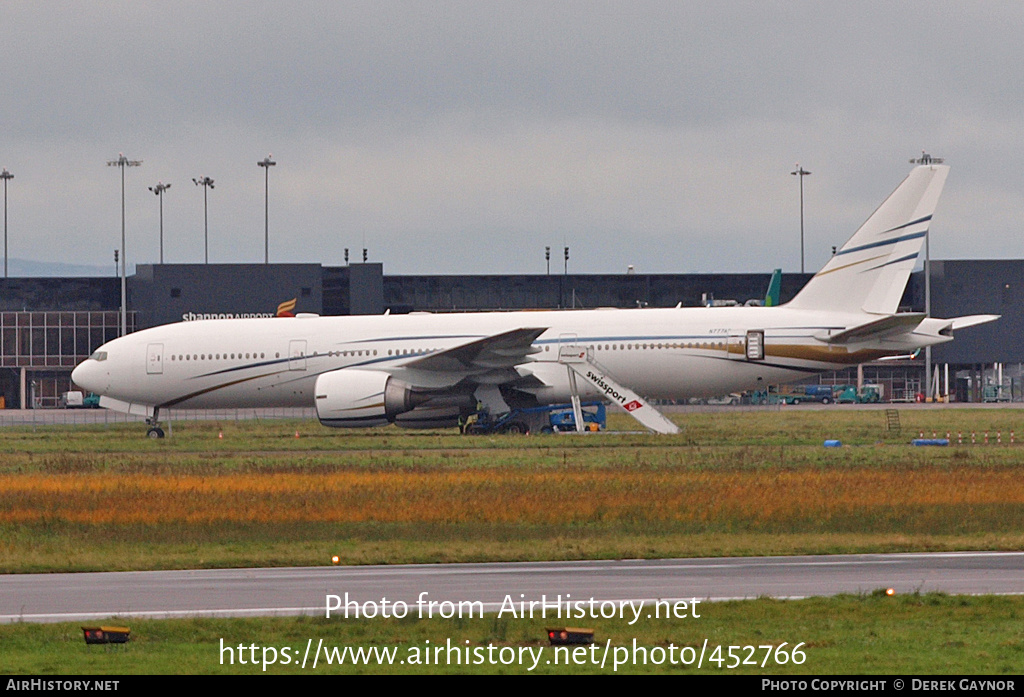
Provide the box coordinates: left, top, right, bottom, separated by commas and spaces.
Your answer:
7, 416, 1024, 571
5, 466, 1024, 530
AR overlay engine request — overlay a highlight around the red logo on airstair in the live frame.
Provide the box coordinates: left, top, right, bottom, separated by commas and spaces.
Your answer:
623, 400, 642, 412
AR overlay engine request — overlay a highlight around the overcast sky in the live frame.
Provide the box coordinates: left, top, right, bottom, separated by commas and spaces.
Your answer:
1, 1, 1021, 276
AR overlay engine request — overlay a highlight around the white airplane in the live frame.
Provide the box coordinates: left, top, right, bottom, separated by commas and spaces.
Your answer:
72, 162, 997, 437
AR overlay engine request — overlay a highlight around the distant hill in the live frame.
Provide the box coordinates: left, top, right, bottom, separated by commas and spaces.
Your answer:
5, 259, 134, 277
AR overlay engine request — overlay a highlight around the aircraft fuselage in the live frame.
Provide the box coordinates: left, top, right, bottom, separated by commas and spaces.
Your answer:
71, 304, 932, 412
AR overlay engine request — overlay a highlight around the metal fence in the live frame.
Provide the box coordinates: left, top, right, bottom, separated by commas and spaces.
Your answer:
0, 407, 316, 427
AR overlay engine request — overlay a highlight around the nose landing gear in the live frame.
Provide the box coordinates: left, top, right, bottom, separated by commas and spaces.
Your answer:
146, 407, 165, 438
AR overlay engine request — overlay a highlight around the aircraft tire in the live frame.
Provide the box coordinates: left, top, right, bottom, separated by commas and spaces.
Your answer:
147, 427, 165, 439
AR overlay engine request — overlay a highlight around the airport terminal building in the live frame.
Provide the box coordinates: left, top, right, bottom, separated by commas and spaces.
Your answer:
0, 260, 1019, 408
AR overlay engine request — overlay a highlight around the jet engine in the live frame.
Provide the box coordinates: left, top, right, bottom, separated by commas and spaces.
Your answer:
315, 370, 424, 428
394, 405, 464, 429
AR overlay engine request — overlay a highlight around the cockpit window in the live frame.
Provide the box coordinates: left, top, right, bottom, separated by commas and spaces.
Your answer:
90, 351, 108, 362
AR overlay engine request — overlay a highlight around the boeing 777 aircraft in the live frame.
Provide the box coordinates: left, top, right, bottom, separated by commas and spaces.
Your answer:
72, 162, 997, 437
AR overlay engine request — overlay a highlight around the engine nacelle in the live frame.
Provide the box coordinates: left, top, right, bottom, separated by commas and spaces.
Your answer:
315, 369, 421, 428
394, 405, 464, 429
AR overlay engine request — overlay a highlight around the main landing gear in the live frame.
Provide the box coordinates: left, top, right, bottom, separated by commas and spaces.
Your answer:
146, 407, 165, 439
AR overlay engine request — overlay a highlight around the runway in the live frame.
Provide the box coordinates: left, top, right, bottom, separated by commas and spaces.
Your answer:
3, 551, 1023, 623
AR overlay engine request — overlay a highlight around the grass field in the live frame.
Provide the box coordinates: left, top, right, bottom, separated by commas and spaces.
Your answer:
3, 593, 1023, 674
3, 409, 1024, 572
4, 409, 1024, 674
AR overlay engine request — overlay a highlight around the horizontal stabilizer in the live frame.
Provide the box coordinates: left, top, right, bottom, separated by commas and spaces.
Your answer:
819, 312, 1000, 355
816, 313, 926, 344
948, 314, 1001, 331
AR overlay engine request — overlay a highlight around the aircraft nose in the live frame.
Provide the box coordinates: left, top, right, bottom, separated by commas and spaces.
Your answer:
71, 358, 108, 394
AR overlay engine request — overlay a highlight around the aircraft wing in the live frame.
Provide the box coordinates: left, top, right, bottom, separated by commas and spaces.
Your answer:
370, 325, 548, 390
379, 326, 547, 390
402, 326, 546, 371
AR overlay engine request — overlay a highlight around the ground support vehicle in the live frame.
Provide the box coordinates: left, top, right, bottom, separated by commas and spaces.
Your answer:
463, 402, 606, 435
834, 384, 884, 404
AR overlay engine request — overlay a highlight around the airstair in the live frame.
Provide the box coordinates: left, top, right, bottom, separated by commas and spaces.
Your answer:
557, 345, 680, 434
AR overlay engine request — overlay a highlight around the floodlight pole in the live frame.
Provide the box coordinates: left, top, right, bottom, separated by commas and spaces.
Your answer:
791, 164, 811, 274
107, 154, 142, 337
0, 168, 12, 278
193, 176, 215, 264
910, 151, 944, 401
258, 155, 276, 264
149, 182, 171, 264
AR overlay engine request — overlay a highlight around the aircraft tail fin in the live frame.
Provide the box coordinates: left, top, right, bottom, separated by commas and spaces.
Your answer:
764, 268, 782, 307
786, 163, 950, 315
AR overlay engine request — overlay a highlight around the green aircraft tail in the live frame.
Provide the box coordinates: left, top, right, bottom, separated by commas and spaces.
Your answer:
764, 268, 782, 307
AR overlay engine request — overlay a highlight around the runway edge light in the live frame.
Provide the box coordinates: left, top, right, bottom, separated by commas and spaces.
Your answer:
82, 626, 131, 645
546, 627, 594, 645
